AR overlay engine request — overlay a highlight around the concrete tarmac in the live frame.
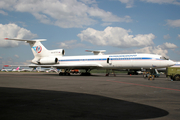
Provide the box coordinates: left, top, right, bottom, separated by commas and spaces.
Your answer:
0, 72, 180, 120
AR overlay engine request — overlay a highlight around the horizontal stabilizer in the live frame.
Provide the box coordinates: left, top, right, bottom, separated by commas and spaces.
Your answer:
4, 38, 46, 43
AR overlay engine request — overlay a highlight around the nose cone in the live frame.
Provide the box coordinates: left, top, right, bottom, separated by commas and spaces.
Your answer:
168, 60, 176, 66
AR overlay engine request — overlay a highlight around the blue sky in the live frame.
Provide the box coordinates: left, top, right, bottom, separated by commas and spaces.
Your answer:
0, 0, 180, 67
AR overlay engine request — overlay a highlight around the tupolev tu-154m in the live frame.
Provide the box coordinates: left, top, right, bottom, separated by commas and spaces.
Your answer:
5, 38, 175, 76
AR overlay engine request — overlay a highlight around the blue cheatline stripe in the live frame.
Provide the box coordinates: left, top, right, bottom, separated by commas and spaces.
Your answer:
58, 57, 162, 62
59, 58, 107, 62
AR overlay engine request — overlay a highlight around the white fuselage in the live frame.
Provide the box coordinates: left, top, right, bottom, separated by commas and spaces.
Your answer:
56, 53, 175, 69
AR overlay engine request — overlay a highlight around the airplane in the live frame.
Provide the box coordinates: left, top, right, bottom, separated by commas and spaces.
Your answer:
3, 65, 33, 72
12, 67, 20, 72
4, 38, 175, 76
45, 68, 59, 73
1, 67, 13, 72
21, 68, 34, 72
34, 67, 58, 73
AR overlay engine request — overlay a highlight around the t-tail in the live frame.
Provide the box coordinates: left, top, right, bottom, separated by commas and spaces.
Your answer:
16, 67, 20, 71
5, 38, 65, 65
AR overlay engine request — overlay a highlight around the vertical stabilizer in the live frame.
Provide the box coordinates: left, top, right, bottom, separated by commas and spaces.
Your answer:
5, 38, 50, 58
29, 40, 49, 58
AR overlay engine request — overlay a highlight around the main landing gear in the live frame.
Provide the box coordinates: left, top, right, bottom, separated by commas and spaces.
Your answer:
81, 69, 91, 76
59, 69, 70, 76
59, 69, 92, 76
105, 69, 116, 76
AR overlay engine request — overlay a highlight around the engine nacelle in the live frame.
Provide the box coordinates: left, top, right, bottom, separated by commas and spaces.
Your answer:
49, 49, 65, 56
38, 57, 58, 64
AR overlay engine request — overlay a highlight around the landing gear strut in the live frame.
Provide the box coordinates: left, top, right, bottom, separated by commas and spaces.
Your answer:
81, 69, 91, 76
106, 69, 116, 76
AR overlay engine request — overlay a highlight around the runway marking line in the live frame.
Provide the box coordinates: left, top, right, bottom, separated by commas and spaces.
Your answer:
106, 80, 180, 92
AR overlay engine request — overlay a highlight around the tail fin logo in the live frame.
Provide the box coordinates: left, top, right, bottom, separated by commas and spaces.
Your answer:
32, 46, 42, 53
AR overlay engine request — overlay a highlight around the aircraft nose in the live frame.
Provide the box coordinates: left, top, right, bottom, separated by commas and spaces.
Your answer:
169, 60, 175, 66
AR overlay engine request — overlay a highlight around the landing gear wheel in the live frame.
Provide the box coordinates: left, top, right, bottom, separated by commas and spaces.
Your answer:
59, 72, 70, 76
81, 72, 91, 76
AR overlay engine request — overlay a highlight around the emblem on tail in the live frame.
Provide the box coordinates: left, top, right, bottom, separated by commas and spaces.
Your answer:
33, 46, 42, 53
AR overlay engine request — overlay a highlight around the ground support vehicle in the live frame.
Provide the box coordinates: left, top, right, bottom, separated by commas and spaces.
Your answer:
143, 69, 160, 80
166, 67, 180, 81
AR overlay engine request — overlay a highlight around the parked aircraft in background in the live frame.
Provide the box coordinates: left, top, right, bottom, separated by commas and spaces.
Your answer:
1, 67, 13, 72
35, 67, 59, 73
46, 68, 59, 73
3, 65, 34, 72
12, 67, 20, 72
21, 68, 34, 72
5, 38, 175, 76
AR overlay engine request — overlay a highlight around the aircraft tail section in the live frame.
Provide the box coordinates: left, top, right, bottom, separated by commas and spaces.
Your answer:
5, 38, 49, 58
16, 67, 20, 71
30, 40, 49, 58
5, 38, 65, 65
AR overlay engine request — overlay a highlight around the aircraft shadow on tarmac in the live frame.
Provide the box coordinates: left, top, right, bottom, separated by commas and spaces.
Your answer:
0, 87, 168, 120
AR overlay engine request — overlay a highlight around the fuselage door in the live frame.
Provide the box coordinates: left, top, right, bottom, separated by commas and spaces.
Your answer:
107, 58, 112, 65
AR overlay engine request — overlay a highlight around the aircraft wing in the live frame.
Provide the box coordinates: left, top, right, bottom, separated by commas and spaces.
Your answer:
29, 63, 103, 69
5, 63, 103, 70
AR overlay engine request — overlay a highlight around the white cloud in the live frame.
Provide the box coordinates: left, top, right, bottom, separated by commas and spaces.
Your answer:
14, 55, 19, 58
59, 40, 86, 49
178, 34, 180, 39
0, 10, 8, 15
135, 46, 168, 57
166, 19, 180, 27
0, 23, 37, 47
0, 0, 132, 28
115, 46, 169, 58
158, 42, 178, 49
101, 23, 112, 26
119, 0, 134, 8
77, 27, 155, 48
141, 0, 180, 5
163, 34, 171, 40
79, 0, 96, 4
118, 0, 180, 8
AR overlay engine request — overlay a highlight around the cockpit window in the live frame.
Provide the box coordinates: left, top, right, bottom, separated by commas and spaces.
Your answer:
160, 56, 169, 60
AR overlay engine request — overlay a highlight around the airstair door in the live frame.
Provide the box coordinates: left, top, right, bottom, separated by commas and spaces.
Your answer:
107, 58, 112, 65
